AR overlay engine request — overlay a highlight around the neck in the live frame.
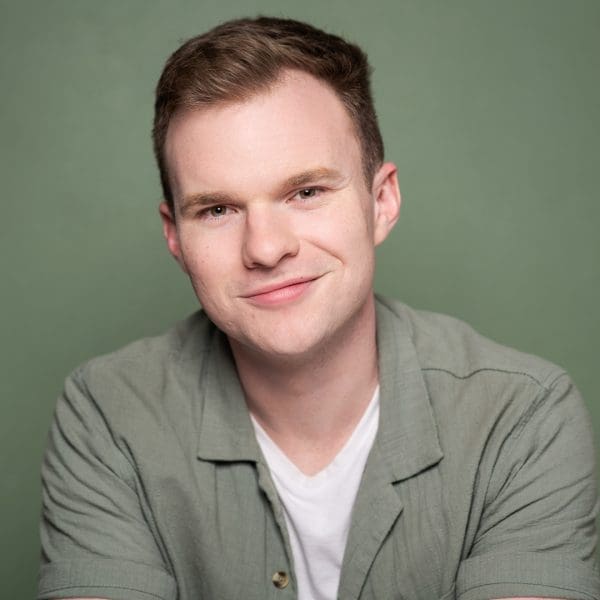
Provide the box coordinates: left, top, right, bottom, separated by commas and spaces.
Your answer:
229, 294, 379, 473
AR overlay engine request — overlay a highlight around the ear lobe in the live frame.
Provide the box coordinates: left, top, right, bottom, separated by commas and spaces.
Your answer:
159, 202, 188, 273
372, 162, 401, 246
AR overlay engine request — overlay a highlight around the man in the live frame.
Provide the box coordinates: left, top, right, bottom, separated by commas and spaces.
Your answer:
38, 16, 599, 600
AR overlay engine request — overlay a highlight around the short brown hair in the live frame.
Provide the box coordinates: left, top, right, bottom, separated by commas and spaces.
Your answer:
153, 16, 384, 210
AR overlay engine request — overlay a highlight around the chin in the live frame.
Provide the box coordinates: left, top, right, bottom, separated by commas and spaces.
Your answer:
231, 323, 333, 364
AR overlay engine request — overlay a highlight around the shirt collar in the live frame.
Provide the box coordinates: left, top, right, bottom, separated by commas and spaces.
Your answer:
374, 296, 444, 481
196, 328, 263, 462
196, 296, 444, 479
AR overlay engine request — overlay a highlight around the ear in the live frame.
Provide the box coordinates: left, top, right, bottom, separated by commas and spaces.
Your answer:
159, 201, 188, 273
371, 162, 401, 246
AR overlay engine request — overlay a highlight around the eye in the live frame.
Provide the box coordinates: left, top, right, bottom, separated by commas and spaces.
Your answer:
202, 205, 228, 218
294, 187, 322, 201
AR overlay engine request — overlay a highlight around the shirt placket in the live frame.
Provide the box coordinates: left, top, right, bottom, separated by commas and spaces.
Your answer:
256, 460, 298, 599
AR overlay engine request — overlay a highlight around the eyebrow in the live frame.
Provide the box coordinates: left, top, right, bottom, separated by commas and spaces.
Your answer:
280, 167, 344, 190
179, 191, 237, 216
178, 167, 345, 217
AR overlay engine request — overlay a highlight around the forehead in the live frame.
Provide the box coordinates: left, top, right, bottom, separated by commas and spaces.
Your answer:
164, 71, 362, 200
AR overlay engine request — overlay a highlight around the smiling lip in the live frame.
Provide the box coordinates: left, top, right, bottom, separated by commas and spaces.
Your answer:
242, 277, 318, 306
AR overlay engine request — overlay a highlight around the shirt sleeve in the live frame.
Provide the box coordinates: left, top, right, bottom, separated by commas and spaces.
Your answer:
456, 372, 600, 600
38, 369, 177, 600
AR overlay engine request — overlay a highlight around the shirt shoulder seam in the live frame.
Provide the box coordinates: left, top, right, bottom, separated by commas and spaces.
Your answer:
421, 366, 566, 391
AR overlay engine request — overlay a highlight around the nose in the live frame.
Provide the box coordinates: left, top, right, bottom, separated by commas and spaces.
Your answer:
242, 204, 300, 269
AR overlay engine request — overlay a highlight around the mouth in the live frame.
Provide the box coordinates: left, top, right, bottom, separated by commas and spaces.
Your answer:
241, 276, 319, 306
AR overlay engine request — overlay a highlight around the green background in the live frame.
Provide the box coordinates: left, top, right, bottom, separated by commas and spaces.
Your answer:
1, 1, 599, 597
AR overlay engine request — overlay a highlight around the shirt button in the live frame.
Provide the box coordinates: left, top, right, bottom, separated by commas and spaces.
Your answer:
272, 571, 289, 589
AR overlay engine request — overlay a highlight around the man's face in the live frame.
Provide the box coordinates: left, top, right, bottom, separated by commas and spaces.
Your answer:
161, 70, 400, 361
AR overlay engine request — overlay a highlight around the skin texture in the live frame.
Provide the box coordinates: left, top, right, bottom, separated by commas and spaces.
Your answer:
161, 70, 398, 364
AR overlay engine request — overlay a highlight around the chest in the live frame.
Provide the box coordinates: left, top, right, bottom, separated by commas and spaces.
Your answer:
142, 453, 461, 600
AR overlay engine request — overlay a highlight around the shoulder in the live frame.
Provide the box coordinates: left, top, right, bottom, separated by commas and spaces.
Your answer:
82, 309, 213, 373
376, 294, 565, 389
375, 295, 592, 463
56, 310, 217, 450
377, 298, 599, 595
73, 309, 214, 391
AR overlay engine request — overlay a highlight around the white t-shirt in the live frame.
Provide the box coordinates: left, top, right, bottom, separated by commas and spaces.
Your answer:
251, 387, 380, 600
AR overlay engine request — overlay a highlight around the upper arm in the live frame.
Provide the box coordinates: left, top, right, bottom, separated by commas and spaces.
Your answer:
38, 371, 176, 600
456, 374, 600, 600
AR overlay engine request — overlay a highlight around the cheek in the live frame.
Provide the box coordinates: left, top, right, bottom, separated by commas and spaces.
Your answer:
301, 195, 372, 244
312, 207, 373, 261
335, 212, 376, 284
178, 235, 224, 293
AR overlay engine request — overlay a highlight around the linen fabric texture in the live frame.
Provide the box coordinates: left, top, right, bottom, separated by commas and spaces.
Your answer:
38, 296, 600, 600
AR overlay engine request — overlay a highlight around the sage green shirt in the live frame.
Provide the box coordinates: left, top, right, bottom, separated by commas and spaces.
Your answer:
38, 297, 600, 600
